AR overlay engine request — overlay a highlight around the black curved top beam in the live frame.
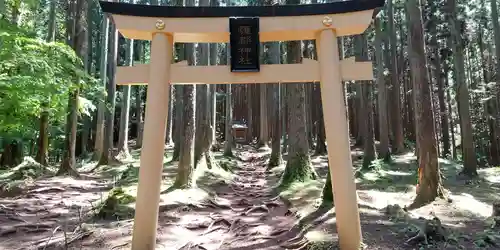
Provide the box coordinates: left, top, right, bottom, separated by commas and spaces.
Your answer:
99, 0, 385, 18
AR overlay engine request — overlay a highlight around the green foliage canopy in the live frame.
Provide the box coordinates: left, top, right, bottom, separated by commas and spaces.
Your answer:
0, 19, 87, 140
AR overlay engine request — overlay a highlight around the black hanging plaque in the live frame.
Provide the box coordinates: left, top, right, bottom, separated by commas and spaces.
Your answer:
229, 17, 260, 72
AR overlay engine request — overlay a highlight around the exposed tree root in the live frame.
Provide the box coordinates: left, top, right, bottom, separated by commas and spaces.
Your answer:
280, 237, 309, 249
405, 217, 447, 245
384, 204, 410, 221
270, 228, 289, 236
205, 197, 236, 211
236, 198, 252, 206
27, 186, 65, 194
231, 222, 261, 234
178, 241, 209, 250
241, 204, 270, 216
32, 226, 93, 249
0, 223, 53, 236
111, 242, 129, 249
183, 221, 211, 230
201, 217, 231, 235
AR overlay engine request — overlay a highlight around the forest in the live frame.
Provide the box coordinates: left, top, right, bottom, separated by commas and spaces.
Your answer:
1, 0, 500, 249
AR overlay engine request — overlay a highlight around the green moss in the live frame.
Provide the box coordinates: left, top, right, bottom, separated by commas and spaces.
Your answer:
279, 153, 317, 189
219, 158, 236, 173
305, 241, 336, 249
321, 169, 333, 203
0, 158, 55, 181
95, 187, 136, 220
114, 164, 139, 186
268, 152, 282, 169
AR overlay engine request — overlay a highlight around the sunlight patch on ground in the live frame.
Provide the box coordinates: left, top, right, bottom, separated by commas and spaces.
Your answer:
269, 165, 286, 175
175, 213, 212, 227
449, 193, 492, 218
280, 180, 324, 217
305, 229, 333, 241
480, 167, 500, 183
160, 188, 211, 206
382, 170, 413, 176
358, 190, 413, 210
310, 156, 328, 166
392, 152, 416, 163
158, 225, 199, 249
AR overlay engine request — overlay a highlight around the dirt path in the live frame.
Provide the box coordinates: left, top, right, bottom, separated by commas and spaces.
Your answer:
0, 175, 111, 250
155, 151, 305, 250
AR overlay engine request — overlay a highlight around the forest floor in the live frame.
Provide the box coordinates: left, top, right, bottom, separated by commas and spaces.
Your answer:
1, 144, 500, 249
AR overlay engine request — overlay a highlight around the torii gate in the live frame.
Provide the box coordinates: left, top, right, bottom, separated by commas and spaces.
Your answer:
99, 1, 385, 249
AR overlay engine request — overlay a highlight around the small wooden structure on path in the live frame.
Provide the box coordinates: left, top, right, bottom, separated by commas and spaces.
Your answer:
98, 0, 385, 249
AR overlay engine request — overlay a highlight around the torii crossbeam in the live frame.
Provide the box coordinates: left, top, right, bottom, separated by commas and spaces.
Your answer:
99, 1, 385, 249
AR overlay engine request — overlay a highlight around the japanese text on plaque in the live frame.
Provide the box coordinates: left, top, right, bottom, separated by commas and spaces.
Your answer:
237, 25, 253, 65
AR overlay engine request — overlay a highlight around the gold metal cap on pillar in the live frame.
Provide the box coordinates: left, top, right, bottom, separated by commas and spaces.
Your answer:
155, 20, 165, 30
322, 16, 333, 27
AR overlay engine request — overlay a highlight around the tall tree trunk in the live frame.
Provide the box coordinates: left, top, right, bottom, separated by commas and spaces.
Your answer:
97, 5, 119, 166
258, 83, 269, 149
172, 84, 183, 160
117, 37, 134, 160
388, 0, 405, 153
447, 0, 478, 176
36, 0, 57, 165
246, 85, 253, 144
209, 0, 218, 148
174, 83, 196, 188
59, 0, 87, 176
429, 6, 450, 159
356, 34, 377, 169
280, 37, 317, 187
407, 0, 444, 207
93, 13, 109, 160
165, 87, 174, 145
489, 0, 500, 166
174, 0, 196, 187
445, 62, 457, 160
194, 0, 214, 168
375, 17, 390, 161
314, 83, 327, 155
171, 0, 185, 161
224, 83, 234, 157
268, 41, 282, 165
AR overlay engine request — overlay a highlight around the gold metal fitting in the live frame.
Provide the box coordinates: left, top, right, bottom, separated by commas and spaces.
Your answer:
155, 20, 165, 30
322, 16, 333, 27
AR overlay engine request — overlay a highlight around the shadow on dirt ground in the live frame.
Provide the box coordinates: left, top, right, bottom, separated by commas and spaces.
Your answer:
2, 144, 500, 250
275, 149, 500, 250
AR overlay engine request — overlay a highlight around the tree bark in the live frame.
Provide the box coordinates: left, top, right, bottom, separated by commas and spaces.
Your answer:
280, 38, 317, 187
375, 17, 390, 161
97, 8, 119, 166
356, 34, 377, 169
489, 0, 500, 166
314, 83, 327, 155
175, 36, 196, 186
58, 0, 87, 176
224, 83, 234, 157
447, 0, 478, 176
174, 83, 196, 187
35, 0, 57, 165
407, 0, 445, 207
388, 0, 405, 154
117, 38, 133, 160
93, 13, 109, 160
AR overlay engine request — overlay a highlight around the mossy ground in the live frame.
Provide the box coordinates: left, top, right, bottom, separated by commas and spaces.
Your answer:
94, 187, 136, 220
90, 148, 236, 221
279, 153, 318, 190
275, 150, 500, 249
0, 157, 57, 197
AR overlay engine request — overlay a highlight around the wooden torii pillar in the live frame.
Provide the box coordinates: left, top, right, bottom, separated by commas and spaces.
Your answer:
99, 1, 385, 249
